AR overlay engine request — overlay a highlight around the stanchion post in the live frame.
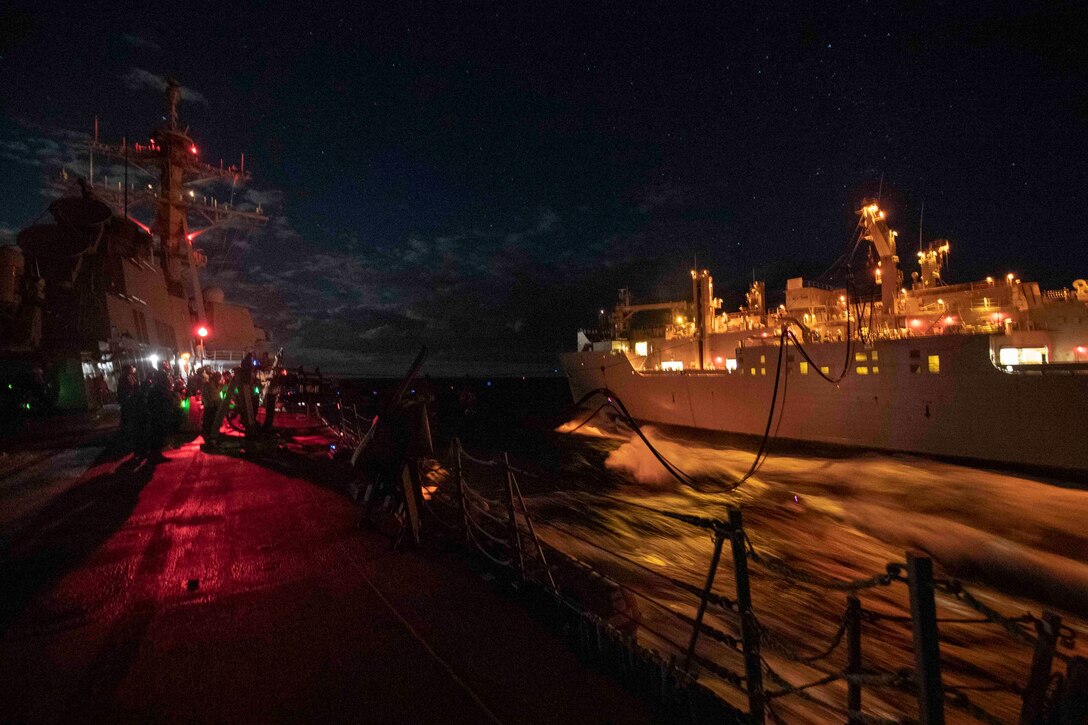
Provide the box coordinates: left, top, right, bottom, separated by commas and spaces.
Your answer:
1055, 656, 1088, 723
846, 595, 862, 719
1020, 610, 1060, 724
454, 440, 470, 544
502, 452, 525, 576
682, 529, 725, 672
728, 507, 764, 724
907, 551, 944, 725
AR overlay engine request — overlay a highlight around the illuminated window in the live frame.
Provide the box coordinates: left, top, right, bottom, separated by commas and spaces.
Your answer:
725, 358, 738, 372
998, 347, 1048, 365
927, 355, 940, 373
855, 352, 867, 362
871, 351, 879, 361
856, 366, 869, 375
760, 367, 766, 376
634, 341, 649, 357
799, 361, 809, 375
750, 367, 756, 376
661, 360, 684, 372
760, 354, 766, 363
872, 366, 879, 374
820, 366, 830, 375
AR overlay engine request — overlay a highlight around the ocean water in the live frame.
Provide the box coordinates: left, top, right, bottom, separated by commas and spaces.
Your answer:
341, 376, 1088, 721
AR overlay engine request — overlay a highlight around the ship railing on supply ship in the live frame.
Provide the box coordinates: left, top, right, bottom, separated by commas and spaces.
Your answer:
578, 327, 611, 342
798, 279, 839, 291
419, 437, 1088, 725
202, 350, 248, 363
1002, 362, 1088, 375
1044, 288, 1083, 301
629, 325, 668, 340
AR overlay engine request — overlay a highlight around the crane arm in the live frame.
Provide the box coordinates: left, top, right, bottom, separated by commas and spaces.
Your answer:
857, 202, 896, 259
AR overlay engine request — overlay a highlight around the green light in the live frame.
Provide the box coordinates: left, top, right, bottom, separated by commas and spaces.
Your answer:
180, 398, 190, 411
253, 386, 260, 395
219, 391, 226, 399
6, 384, 12, 390
24, 403, 31, 410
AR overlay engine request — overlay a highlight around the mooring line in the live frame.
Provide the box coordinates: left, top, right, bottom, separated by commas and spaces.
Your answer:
339, 542, 505, 725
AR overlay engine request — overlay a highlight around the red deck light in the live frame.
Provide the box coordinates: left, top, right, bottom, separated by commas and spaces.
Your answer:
196, 325, 209, 338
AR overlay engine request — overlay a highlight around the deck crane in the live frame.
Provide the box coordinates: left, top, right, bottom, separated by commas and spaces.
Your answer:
857, 199, 902, 319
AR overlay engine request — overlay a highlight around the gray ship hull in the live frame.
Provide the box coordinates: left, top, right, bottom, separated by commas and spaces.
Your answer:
562, 334, 1088, 473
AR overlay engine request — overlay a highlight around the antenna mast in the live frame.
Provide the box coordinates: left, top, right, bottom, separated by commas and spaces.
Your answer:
918, 200, 924, 252
84, 79, 266, 331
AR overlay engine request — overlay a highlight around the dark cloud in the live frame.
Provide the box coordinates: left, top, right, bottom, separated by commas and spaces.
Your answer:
188, 200, 637, 374
120, 69, 207, 105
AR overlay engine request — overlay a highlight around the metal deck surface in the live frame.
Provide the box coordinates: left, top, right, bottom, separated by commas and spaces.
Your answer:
0, 433, 650, 724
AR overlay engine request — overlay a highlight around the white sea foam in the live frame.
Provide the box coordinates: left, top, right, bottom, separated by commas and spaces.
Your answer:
546, 412, 1088, 721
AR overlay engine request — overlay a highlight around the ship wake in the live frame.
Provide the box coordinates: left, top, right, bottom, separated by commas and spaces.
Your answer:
534, 413, 1088, 721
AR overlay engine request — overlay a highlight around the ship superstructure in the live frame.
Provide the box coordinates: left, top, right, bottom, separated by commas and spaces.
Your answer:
0, 80, 270, 408
563, 200, 1088, 472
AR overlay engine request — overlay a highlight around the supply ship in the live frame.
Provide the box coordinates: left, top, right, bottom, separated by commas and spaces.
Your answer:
562, 201, 1088, 472
0, 80, 269, 410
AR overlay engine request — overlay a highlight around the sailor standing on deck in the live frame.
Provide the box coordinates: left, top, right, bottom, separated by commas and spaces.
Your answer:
143, 367, 176, 463
200, 367, 223, 441
117, 364, 140, 451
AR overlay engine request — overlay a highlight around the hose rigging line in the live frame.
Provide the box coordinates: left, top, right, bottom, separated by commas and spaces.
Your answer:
569, 323, 790, 493
569, 387, 698, 488
561, 223, 873, 495
561, 401, 613, 435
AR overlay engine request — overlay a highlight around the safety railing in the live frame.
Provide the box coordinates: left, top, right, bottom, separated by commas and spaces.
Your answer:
426, 439, 1087, 725
320, 396, 373, 447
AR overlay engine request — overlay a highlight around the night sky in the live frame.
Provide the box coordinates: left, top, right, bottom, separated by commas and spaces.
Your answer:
2, 3, 1086, 374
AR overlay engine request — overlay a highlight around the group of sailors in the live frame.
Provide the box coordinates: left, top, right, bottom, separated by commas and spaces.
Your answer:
116, 363, 233, 461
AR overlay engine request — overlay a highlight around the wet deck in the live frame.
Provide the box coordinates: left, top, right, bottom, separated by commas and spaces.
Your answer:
0, 429, 650, 723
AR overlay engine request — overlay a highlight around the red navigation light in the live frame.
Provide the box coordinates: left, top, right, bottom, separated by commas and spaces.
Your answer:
196, 325, 209, 338
190, 144, 198, 155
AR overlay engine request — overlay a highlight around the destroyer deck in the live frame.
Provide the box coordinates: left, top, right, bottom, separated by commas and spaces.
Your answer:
0, 425, 649, 724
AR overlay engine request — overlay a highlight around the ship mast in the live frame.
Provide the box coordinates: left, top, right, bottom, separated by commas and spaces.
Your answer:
85, 79, 266, 338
